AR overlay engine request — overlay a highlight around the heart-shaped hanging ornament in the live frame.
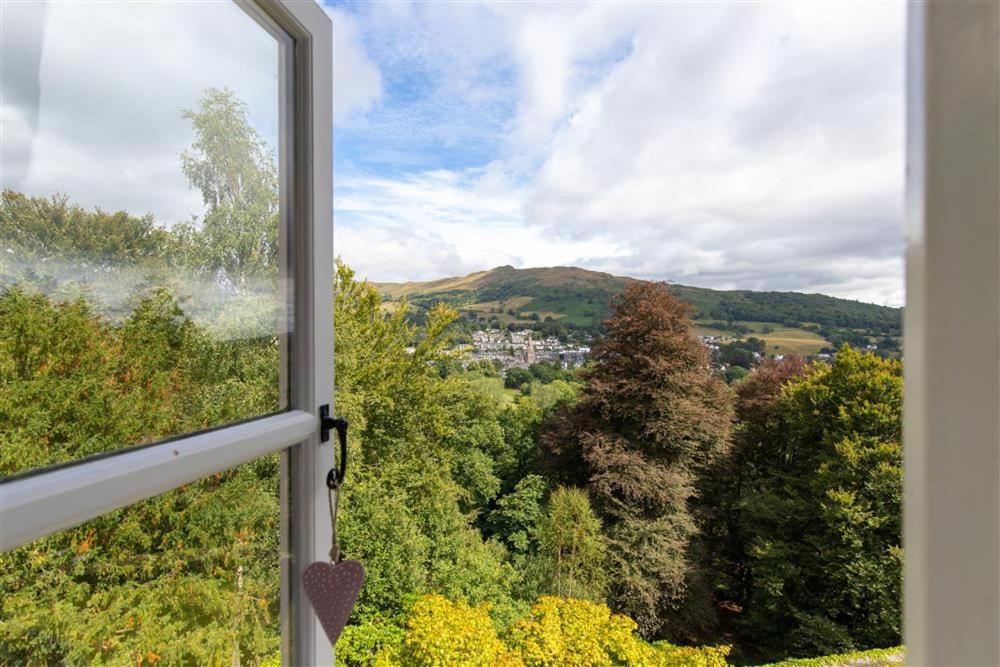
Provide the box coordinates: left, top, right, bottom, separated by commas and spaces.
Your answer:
302, 559, 366, 645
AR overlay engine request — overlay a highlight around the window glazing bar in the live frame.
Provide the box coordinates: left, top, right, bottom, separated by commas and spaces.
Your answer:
0, 410, 316, 552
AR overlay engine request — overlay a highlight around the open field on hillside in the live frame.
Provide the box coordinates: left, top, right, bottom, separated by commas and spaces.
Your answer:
695, 321, 829, 356
757, 330, 829, 356
468, 296, 534, 312
693, 324, 736, 338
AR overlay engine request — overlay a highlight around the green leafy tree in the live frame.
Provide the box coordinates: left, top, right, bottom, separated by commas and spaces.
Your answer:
495, 396, 545, 491
466, 359, 500, 377
0, 288, 206, 473
700, 357, 810, 607
526, 378, 578, 412
0, 190, 179, 322
530, 486, 608, 602
175, 88, 279, 288
0, 289, 281, 665
722, 365, 750, 384
487, 474, 549, 560
525, 362, 558, 384
743, 347, 902, 655
0, 189, 170, 271
541, 281, 732, 639
333, 263, 520, 632
505, 367, 533, 390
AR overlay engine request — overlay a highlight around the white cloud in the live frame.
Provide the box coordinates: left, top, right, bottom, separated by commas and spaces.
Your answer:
336, 2, 905, 305
326, 6, 382, 122
520, 2, 905, 304
334, 165, 623, 283
1, 1, 385, 224
2, 1, 281, 225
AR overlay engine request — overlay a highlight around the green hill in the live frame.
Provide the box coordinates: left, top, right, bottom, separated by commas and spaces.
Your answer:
374, 265, 902, 354
377, 265, 632, 330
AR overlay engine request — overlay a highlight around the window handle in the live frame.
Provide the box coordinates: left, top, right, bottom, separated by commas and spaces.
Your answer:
319, 405, 348, 488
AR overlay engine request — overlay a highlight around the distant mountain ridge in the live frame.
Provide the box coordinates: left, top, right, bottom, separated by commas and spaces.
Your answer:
374, 265, 902, 346
376, 265, 631, 299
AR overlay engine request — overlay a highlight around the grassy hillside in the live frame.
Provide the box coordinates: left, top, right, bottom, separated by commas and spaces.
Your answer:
374, 265, 902, 350
377, 265, 635, 332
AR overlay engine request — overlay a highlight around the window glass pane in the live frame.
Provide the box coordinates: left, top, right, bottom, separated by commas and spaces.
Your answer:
0, 455, 282, 664
0, 2, 291, 478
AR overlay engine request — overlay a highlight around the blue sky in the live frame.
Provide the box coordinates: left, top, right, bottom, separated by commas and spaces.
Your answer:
328, 2, 905, 306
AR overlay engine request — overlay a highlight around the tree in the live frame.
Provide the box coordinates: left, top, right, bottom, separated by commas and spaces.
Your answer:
722, 366, 749, 384
528, 362, 566, 384
504, 367, 533, 390
540, 281, 732, 639
496, 396, 546, 491
742, 347, 902, 655
467, 359, 500, 377
530, 487, 608, 602
700, 357, 810, 607
0, 190, 181, 322
175, 88, 279, 289
333, 262, 520, 629
528, 379, 578, 412
0, 289, 281, 665
0, 189, 170, 272
487, 475, 549, 561
716, 342, 756, 369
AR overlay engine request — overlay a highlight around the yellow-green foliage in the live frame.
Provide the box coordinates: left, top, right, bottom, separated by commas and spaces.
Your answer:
393, 595, 517, 667
507, 596, 663, 666
761, 646, 904, 666
655, 642, 732, 667
375, 595, 730, 667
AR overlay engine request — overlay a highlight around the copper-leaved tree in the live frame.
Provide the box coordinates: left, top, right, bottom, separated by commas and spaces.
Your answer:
541, 280, 732, 640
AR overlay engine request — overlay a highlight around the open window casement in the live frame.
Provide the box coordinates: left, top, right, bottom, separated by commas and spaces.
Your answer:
0, 0, 334, 663
905, 2, 1000, 665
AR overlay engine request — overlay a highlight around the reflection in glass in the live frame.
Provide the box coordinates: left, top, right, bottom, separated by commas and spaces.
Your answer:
0, 457, 282, 664
0, 2, 290, 478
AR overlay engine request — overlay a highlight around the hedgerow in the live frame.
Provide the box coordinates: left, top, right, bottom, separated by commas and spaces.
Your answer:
761, 646, 905, 666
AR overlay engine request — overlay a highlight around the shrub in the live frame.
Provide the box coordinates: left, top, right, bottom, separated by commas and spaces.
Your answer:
762, 646, 905, 666
371, 594, 732, 667
337, 619, 406, 667
507, 596, 662, 666
655, 642, 732, 667
389, 595, 518, 666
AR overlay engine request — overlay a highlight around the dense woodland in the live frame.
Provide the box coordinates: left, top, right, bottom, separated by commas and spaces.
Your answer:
0, 90, 902, 666
704, 291, 900, 334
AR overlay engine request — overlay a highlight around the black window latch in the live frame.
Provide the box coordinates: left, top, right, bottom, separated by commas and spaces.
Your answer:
319, 404, 348, 488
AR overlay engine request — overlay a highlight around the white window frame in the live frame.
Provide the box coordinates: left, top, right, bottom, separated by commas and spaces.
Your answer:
0, 1, 334, 664
904, 2, 1000, 665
